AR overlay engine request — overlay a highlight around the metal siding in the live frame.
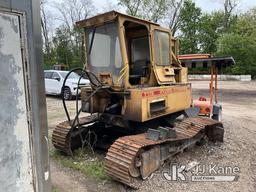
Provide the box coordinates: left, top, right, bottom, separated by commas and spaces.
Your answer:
0, 0, 50, 191
0, 12, 34, 192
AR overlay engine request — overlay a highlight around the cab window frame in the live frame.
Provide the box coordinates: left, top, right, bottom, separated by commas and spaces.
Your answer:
154, 30, 171, 66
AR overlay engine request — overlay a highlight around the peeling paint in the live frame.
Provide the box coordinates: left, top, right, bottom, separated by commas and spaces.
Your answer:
0, 13, 34, 192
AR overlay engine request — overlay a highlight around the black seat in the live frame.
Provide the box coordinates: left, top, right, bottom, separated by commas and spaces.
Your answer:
130, 60, 149, 77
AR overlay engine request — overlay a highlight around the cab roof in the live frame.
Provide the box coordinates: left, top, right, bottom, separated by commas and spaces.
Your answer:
76, 10, 160, 28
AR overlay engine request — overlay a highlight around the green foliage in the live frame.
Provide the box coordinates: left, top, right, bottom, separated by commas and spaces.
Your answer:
216, 9, 256, 76
198, 11, 224, 54
231, 8, 256, 38
179, 0, 202, 54
43, 25, 84, 70
177, 1, 256, 76
178, 0, 238, 55
43, 1, 256, 75
52, 186, 61, 192
52, 27, 73, 67
217, 33, 256, 75
50, 148, 110, 181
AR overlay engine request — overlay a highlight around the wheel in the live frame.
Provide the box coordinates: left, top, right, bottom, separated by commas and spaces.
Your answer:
212, 109, 222, 121
63, 87, 73, 100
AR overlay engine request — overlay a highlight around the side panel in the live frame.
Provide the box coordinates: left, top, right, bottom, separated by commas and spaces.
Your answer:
125, 84, 192, 122
0, 12, 34, 192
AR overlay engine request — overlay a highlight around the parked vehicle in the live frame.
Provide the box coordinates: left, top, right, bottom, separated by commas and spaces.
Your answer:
44, 70, 90, 100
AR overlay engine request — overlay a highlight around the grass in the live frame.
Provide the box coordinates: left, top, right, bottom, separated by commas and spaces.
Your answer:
52, 186, 61, 192
50, 148, 110, 182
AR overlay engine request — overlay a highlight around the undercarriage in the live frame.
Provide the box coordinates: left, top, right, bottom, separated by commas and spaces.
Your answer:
52, 113, 224, 188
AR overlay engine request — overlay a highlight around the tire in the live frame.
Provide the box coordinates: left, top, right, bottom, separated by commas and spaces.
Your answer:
63, 87, 73, 100
212, 109, 222, 122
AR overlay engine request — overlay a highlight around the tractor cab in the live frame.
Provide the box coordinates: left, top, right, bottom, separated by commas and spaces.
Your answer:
76, 11, 192, 123
76, 11, 185, 89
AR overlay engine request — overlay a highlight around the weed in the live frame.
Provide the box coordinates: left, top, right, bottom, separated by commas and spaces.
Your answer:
50, 148, 110, 182
52, 186, 61, 192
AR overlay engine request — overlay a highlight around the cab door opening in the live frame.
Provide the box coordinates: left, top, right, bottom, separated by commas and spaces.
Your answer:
123, 21, 151, 85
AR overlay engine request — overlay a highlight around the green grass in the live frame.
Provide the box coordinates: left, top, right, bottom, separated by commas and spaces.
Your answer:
50, 148, 110, 182
52, 186, 61, 192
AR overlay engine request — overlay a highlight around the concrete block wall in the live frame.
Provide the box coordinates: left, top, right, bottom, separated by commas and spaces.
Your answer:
188, 75, 252, 81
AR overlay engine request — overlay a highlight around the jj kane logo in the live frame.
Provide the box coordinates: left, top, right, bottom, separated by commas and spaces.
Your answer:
163, 163, 240, 182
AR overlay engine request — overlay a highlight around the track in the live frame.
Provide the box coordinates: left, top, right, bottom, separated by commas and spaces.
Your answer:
105, 117, 223, 188
52, 114, 99, 155
52, 115, 223, 188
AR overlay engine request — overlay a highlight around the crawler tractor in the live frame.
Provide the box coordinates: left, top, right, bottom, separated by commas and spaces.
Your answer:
52, 11, 232, 188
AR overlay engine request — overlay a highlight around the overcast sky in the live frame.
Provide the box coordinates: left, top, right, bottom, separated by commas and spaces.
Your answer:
45, 0, 256, 33
94, 0, 256, 13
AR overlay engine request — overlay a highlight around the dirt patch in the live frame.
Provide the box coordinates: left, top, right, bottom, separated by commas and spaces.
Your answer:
47, 81, 256, 192
50, 158, 125, 192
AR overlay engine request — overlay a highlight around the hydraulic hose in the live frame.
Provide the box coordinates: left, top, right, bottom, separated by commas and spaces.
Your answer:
61, 68, 83, 122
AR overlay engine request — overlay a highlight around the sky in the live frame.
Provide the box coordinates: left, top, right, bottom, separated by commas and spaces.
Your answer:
45, 0, 256, 34
93, 0, 256, 13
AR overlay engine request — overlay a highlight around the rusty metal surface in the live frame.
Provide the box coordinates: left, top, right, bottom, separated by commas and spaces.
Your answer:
76, 11, 159, 29
52, 114, 98, 154
140, 146, 160, 179
105, 117, 223, 188
52, 123, 71, 154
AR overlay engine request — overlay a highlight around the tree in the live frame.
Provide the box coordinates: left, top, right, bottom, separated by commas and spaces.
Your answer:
53, 0, 95, 51
217, 33, 256, 75
166, 0, 184, 36
231, 8, 256, 37
52, 26, 73, 68
140, 0, 169, 22
40, 0, 51, 62
118, 0, 169, 22
42, 0, 96, 69
118, 0, 142, 16
179, 0, 202, 54
118, 0, 185, 35
198, 11, 224, 53
223, 0, 239, 31
53, 0, 95, 32
216, 8, 256, 76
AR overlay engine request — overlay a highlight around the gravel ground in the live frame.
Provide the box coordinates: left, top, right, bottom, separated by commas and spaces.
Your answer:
47, 80, 256, 192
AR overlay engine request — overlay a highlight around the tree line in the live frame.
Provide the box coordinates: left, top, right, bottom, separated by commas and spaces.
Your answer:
41, 0, 256, 76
